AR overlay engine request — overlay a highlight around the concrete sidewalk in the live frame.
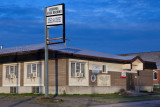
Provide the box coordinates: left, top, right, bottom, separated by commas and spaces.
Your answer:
90, 100, 160, 107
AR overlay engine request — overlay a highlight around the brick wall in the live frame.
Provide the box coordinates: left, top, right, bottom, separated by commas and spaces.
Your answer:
48, 59, 67, 86
108, 71, 126, 86
153, 70, 160, 84
135, 70, 153, 86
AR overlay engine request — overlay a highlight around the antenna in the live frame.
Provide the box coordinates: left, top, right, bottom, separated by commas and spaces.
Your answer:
0, 45, 3, 49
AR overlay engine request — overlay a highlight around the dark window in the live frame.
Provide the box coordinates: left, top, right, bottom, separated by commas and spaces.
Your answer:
10, 87, 17, 93
32, 87, 39, 93
154, 71, 157, 80
102, 65, 106, 73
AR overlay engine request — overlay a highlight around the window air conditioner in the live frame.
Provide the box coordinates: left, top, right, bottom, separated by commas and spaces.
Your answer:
9, 74, 16, 79
80, 73, 84, 77
75, 72, 84, 77
75, 72, 80, 77
31, 72, 37, 78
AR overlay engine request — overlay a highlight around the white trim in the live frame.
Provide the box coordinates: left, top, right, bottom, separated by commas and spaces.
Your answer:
2, 63, 21, 86
108, 71, 137, 73
3, 84, 20, 86
69, 84, 88, 86
69, 59, 89, 86
24, 84, 44, 86
3, 63, 20, 66
153, 71, 158, 80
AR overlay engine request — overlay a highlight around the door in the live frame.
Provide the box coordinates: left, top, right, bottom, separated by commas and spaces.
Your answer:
126, 73, 135, 91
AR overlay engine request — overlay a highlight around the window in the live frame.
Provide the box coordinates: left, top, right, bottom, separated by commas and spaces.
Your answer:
71, 62, 85, 77
10, 87, 17, 93
102, 65, 108, 73
6, 65, 18, 79
153, 71, 157, 80
27, 62, 42, 78
32, 86, 40, 93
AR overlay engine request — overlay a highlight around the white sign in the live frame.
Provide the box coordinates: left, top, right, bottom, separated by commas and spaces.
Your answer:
92, 64, 100, 74
46, 15, 63, 25
120, 72, 126, 78
97, 75, 111, 86
46, 5, 63, 16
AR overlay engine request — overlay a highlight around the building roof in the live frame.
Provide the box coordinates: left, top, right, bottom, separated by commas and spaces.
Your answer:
120, 52, 160, 69
0, 43, 136, 61
0, 43, 157, 69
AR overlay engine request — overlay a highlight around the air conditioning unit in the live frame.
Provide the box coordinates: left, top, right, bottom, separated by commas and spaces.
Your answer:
75, 72, 80, 77
75, 72, 84, 77
31, 72, 37, 78
79, 73, 84, 77
9, 74, 16, 79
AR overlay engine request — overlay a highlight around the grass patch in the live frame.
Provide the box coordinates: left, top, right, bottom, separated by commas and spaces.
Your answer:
0, 93, 119, 98
57, 93, 119, 97
0, 93, 44, 96
93, 95, 160, 103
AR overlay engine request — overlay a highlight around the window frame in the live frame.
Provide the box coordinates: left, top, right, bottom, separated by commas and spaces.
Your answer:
153, 71, 158, 80
26, 62, 42, 78
5, 64, 18, 79
10, 87, 17, 93
102, 64, 108, 73
71, 62, 85, 78
27, 63, 38, 78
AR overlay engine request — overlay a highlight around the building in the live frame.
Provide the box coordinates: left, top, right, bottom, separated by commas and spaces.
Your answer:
0, 44, 157, 94
121, 51, 160, 88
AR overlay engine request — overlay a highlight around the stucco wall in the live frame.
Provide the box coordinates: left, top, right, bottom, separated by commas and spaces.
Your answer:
2, 63, 20, 87
68, 59, 89, 86
0, 64, 2, 87
23, 61, 44, 86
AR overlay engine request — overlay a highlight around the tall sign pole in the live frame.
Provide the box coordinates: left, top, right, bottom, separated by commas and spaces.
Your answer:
45, 3, 65, 97
45, 7, 49, 97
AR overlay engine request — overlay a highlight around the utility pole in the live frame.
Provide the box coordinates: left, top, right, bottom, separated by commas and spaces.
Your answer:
45, 7, 49, 97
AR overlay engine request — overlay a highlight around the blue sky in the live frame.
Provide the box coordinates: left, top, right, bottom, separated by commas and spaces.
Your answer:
0, 0, 160, 54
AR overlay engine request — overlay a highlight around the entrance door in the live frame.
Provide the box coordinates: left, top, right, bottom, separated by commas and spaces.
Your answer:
126, 73, 135, 91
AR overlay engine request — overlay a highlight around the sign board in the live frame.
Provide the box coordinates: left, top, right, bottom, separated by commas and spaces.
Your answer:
91, 75, 96, 82
120, 72, 126, 78
45, 4, 65, 27
46, 5, 63, 16
97, 75, 111, 86
45, 3, 65, 44
46, 15, 63, 25
92, 64, 100, 74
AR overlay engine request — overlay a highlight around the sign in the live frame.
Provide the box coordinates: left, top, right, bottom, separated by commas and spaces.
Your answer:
91, 75, 96, 82
45, 4, 65, 26
45, 3, 65, 44
92, 64, 100, 74
44, 3, 65, 97
46, 15, 63, 25
97, 75, 111, 86
46, 5, 63, 16
120, 72, 126, 78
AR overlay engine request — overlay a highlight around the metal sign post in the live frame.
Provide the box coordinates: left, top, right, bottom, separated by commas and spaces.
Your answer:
44, 3, 65, 97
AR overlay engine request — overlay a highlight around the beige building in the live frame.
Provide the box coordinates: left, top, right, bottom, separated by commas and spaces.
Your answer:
0, 44, 157, 94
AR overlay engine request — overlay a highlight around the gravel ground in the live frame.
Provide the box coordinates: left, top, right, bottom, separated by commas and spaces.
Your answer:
0, 94, 160, 107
